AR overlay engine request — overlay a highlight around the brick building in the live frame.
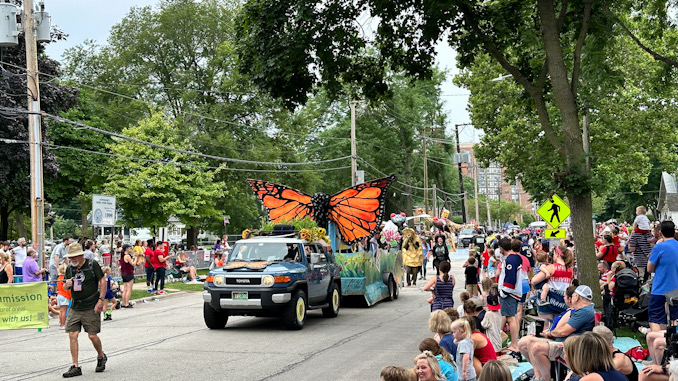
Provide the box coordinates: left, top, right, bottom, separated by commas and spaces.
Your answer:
459, 143, 535, 214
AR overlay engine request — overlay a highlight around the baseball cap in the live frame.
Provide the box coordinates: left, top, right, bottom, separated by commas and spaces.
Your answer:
486, 294, 501, 311
574, 285, 593, 301
471, 297, 484, 312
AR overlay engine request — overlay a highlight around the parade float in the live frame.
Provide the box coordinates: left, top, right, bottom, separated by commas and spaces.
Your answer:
247, 175, 403, 306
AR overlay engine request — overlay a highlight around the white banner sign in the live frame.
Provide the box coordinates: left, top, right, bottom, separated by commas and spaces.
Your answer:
92, 194, 116, 226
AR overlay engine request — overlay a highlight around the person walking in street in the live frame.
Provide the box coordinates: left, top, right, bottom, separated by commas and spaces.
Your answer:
62, 242, 107, 377
50, 236, 71, 282
152, 241, 168, 294
432, 235, 450, 275
23, 248, 46, 283
402, 228, 423, 286
11, 237, 27, 282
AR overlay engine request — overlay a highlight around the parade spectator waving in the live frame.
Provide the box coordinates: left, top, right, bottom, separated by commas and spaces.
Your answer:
647, 220, 678, 332
62, 242, 107, 377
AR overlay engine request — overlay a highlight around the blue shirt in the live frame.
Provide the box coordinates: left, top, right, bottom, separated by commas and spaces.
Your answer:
649, 239, 678, 295
439, 333, 457, 361
499, 253, 523, 299
435, 354, 458, 381
557, 304, 595, 342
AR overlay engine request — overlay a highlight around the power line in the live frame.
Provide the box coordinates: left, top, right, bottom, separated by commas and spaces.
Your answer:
0, 138, 352, 173
0, 60, 352, 141
0, 107, 352, 167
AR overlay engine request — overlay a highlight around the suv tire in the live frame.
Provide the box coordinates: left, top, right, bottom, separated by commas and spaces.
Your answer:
283, 290, 307, 330
203, 302, 228, 329
387, 276, 398, 301
322, 283, 340, 318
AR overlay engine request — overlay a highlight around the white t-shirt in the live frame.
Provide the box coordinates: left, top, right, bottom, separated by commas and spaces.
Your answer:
634, 215, 651, 231
13, 246, 26, 267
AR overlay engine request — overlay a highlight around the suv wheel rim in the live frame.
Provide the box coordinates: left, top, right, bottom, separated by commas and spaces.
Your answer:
296, 298, 305, 321
332, 289, 339, 311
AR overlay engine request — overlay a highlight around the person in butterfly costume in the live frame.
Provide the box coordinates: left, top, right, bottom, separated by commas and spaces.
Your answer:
247, 175, 396, 244
402, 228, 424, 287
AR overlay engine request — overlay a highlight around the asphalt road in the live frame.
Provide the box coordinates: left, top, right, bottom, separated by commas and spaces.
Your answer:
1, 250, 470, 381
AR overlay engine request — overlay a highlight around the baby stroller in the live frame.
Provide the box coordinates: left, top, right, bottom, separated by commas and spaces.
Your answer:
602, 266, 641, 333
619, 279, 651, 332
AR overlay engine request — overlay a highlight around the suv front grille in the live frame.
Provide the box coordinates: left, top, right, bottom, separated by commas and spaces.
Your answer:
225, 277, 261, 286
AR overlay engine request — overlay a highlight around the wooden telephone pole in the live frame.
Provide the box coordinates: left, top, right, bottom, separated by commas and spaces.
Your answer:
25, 0, 45, 266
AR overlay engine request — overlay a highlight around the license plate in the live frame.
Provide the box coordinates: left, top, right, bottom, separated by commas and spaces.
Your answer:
232, 292, 248, 300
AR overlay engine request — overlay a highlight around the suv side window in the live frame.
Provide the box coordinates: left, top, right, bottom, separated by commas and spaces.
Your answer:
311, 244, 328, 264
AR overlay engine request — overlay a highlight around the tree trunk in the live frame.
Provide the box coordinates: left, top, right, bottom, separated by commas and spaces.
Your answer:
186, 225, 198, 249
0, 202, 8, 240
537, 0, 600, 306
14, 212, 27, 239
567, 192, 600, 305
80, 197, 89, 240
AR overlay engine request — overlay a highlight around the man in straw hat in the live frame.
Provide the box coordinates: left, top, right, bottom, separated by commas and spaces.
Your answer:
62, 242, 107, 378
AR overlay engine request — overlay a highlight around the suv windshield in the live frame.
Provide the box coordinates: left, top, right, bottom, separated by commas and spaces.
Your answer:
228, 242, 301, 262
460, 229, 475, 235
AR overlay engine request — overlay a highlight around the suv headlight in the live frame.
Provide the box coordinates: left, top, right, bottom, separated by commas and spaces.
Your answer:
262, 275, 275, 287
213, 275, 225, 286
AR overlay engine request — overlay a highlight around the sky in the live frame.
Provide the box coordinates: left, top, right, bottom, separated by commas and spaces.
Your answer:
43, 0, 479, 144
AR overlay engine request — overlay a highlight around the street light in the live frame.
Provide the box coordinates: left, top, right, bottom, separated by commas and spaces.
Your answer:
491, 74, 512, 82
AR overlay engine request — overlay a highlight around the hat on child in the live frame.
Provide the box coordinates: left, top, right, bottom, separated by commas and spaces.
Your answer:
574, 285, 593, 301
486, 294, 501, 311
471, 297, 484, 312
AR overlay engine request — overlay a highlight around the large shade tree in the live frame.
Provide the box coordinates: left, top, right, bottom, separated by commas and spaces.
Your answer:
236, 0, 678, 303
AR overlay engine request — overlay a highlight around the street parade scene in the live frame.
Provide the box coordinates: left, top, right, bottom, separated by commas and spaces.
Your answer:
2, 1, 678, 381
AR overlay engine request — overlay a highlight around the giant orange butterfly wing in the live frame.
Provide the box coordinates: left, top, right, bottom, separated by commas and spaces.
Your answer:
247, 180, 314, 223
328, 175, 395, 244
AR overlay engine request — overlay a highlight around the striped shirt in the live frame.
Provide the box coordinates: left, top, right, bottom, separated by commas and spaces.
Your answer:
629, 232, 653, 268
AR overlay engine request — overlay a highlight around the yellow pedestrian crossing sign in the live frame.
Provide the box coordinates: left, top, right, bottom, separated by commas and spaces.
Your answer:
545, 228, 567, 239
537, 195, 570, 228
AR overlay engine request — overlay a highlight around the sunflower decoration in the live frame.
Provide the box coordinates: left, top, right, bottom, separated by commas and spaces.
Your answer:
300, 228, 311, 241
241, 229, 251, 239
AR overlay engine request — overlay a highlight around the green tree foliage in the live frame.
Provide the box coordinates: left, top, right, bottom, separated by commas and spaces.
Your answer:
62, 0, 327, 234
0, 37, 78, 240
236, 0, 678, 304
104, 113, 225, 239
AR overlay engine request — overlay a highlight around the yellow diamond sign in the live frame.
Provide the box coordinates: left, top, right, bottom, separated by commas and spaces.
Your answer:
537, 195, 570, 228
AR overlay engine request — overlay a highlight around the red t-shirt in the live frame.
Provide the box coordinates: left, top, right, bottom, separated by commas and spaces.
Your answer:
601, 245, 618, 263
144, 247, 154, 268
482, 250, 491, 267
151, 249, 166, 270
612, 236, 621, 248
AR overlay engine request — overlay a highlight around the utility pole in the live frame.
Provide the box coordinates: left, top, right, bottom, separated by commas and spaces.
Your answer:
350, 100, 357, 186
25, 0, 45, 267
432, 184, 437, 217
473, 159, 479, 224
423, 125, 428, 214
484, 167, 491, 229
455, 124, 467, 223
